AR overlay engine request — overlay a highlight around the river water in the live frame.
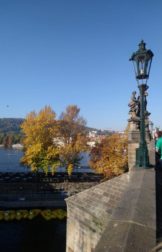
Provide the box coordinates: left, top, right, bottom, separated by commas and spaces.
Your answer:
0, 147, 91, 173
0, 218, 66, 252
0, 148, 28, 173
0, 148, 67, 252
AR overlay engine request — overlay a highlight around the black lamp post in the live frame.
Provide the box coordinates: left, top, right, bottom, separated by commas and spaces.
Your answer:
130, 40, 154, 168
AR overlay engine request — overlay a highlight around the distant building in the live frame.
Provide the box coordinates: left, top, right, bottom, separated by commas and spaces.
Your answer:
87, 141, 96, 148
12, 143, 23, 149
53, 137, 65, 147
88, 131, 98, 138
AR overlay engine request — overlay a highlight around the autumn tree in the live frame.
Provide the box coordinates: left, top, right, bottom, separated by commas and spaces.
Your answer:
3, 134, 13, 148
89, 133, 128, 178
21, 106, 60, 173
21, 105, 88, 175
56, 105, 88, 175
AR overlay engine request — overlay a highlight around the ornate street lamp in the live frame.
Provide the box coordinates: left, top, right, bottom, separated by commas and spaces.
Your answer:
130, 40, 154, 168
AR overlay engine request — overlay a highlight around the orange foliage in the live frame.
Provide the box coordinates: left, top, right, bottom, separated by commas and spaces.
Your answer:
89, 133, 128, 178
21, 105, 87, 174
21, 106, 60, 173
57, 105, 88, 174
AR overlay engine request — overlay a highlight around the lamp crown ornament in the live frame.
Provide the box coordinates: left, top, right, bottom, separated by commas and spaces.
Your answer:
138, 40, 146, 50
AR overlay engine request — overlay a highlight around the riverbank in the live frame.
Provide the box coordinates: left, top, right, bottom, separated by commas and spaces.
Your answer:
0, 144, 23, 149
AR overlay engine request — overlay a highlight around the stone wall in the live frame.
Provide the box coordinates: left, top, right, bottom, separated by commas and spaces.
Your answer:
128, 127, 140, 170
66, 172, 133, 252
66, 168, 156, 252
128, 142, 139, 170
128, 140, 155, 169
128, 124, 155, 169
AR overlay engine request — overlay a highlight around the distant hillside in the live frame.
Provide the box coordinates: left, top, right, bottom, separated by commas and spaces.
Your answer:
0, 118, 24, 134
0, 118, 114, 136
86, 126, 115, 135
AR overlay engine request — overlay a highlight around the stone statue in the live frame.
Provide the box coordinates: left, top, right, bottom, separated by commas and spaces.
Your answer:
128, 91, 140, 120
128, 90, 151, 132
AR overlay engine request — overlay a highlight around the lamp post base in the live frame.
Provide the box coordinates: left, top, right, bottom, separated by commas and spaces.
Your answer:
136, 145, 149, 168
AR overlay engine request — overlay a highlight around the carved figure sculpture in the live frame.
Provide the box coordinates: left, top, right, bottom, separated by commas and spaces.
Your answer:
128, 91, 140, 119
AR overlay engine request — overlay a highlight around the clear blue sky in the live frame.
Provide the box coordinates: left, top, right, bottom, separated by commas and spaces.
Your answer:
0, 0, 162, 130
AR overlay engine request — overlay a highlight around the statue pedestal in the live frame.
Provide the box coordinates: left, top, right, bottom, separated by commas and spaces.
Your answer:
128, 122, 154, 170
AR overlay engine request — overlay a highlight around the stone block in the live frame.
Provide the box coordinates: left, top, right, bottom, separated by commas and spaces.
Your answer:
128, 130, 140, 142
66, 173, 131, 252
94, 169, 156, 252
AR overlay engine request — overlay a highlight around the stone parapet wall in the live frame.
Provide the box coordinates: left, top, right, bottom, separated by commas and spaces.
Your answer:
128, 142, 139, 170
128, 140, 155, 169
128, 126, 155, 169
66, 172, 132, 252
66, 169, 156, 252
94, 168, 156, 252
